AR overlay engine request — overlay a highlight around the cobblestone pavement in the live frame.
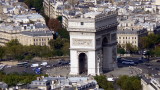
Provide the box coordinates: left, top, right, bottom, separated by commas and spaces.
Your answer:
45, 66, 142, 77
105, 66, 142, 77
45, 65, 70, 76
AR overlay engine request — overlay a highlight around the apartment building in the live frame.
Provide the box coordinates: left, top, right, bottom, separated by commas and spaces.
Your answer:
18, 31, 53, 46
0, 30, 53, 46
43, 0, 65, 18
117, 28, 148, 48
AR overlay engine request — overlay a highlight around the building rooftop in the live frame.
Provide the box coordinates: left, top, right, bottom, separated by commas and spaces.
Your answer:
84, 11, 101, 18
13, 13, 44, 20
20, 30, 53, 37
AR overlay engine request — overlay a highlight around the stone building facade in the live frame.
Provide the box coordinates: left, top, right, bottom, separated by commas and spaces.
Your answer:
43, 0, 64, 18
117, 29, 148, 48
0, 30, 53, 46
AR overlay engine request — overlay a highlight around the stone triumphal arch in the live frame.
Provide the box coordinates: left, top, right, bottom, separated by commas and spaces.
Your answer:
67, 11, 118, 75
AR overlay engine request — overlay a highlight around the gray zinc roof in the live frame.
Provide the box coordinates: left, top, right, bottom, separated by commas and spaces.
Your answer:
21, 30, 53, 37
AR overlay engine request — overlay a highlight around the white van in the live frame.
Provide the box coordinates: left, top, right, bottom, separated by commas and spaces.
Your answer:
41, 62, 48, 66
31, 64, 39, 67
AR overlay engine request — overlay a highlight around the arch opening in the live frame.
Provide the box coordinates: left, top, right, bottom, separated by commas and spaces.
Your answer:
78, 53, 88, 74
102, 37, 109, 73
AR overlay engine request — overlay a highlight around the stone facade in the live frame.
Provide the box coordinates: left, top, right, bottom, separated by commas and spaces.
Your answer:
67, 11, 118, 75
43, 0, 64, 18
0, 31, 53, 46
117, 29, 148, 48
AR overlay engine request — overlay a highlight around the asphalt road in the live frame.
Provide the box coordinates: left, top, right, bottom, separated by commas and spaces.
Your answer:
1, 59, 70, 75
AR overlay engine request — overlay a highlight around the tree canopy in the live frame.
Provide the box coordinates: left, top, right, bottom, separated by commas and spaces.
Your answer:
48, 18, 62, 32
0, 71, 47, 87
94, 75, 114, 90
48, 37, 70, 56
0, 39, 69, 61
116, 75, 142, 90
24, 0, 43, 12
139, 34, 160, 50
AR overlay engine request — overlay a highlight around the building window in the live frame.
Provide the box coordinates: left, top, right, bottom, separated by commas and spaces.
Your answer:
119, 37, 121, 39
126, 37, 127, 39
81, 22, 84, 25
135, 37, 136, 39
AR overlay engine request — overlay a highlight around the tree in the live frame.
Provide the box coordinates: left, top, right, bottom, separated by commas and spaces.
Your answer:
48, 19, 61, 32
58, 28, 69, 39
5, 39, 24, 60
139, 34, 160, 50
33, 0, 43, 12
117, 48, 125, 54
132, 79, 142, 90
24, 0, 44, 12
94, 75, 114, 90
62, 42, 70, 55
57, 16, 62, 23
0, 47, 5, 60
6, 39, 21, 47
6, 45, 24, 60
49, 38, 63, 49
125, 43, 138, 54
1, 72, 48, 87
116, 75, 142, 90
24, 0, 33, 8
48, 38, 70, 56
152, 46, 160, 57
139, 37, 150, 49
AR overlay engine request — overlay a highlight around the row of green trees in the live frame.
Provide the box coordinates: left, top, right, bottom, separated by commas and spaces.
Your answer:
94, 75, 142, 90
0, 38, 69, 61
117, 43, 138, 54
139, 34, 160, 57
0, 71, 47, 86
139, 34, 160, 49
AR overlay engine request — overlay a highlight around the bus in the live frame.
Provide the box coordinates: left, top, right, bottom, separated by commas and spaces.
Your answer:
122, 61, 135, 65
17, 62, 28, 67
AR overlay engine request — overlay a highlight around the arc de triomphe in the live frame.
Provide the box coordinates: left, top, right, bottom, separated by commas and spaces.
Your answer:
67, 11, 118, 75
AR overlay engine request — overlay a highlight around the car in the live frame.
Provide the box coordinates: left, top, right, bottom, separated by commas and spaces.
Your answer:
46, 65, 51, 68
155, 68, 159, 70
